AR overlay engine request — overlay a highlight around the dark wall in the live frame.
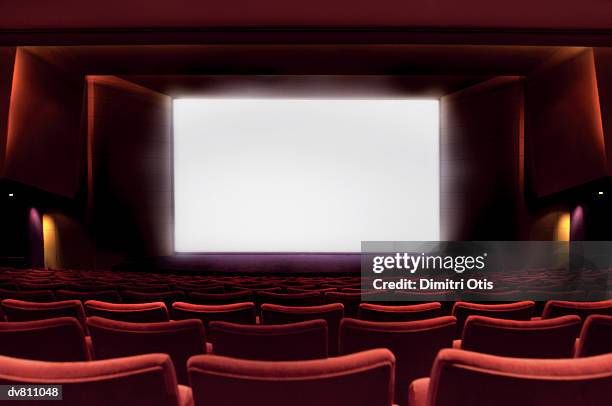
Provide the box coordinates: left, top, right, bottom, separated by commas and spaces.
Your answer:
3, 48, 85, 197
440, 77, 524, 240
525, 49, 607, 197
440, 76, 572, 241
88, 76, 173, 267
0, 47, 15, 173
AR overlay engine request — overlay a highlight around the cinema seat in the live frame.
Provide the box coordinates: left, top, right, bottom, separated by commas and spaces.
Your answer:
0, 288, 55, 302
84, 300, 170, 322
257, 291, 322, 307
174, 283, 225, 294
408, 349, 612, 406
55, 289, 122, 303
261, 303, 344, 355
0, 317, 89, 361
188, 348, 395, 406
358, 303, 443, 322
172, 302, 256, 327
340, 316, 456, 406
0, 353, 193, 406
576, 315, 612, 357
66, 282, 117, 292
542, 300, 612, 320
121, 290, 185, 308
87, 317, 206, 385
208, 319, 328, 361
324, 291, 380, 318
1, 299, 87, 329
451, 301, 535, 338
186, 290, 254, 305
459, 315, 581, 358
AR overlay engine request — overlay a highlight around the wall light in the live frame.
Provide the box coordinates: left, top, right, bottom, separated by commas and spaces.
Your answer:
598, 191, 604, 195
8, 193, 14, 197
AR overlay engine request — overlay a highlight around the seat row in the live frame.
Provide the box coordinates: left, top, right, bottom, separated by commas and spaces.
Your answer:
1, 312, 611, 404
1, 347, 611, 406
2, 297, 612, 332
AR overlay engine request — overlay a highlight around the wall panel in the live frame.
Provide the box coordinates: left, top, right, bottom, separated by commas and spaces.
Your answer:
88, 76, 172, 266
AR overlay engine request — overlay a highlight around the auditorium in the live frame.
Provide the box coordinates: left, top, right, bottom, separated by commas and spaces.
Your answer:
0, 1, 611, 405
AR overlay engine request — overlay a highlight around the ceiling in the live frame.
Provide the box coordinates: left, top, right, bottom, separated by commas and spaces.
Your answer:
22, 44, 586, 97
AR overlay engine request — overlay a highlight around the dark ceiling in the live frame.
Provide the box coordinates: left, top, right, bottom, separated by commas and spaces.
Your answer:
23, 45, 586, 97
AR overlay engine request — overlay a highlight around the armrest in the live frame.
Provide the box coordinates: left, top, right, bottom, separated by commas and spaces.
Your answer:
408, 378, 430, 406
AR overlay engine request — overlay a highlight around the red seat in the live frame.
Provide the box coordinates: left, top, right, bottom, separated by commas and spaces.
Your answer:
257, 291, 322, 307
409, 349, 612, 406
324, 291, 378, 318
542, 300, 612, 320
0, 317, 89, 361
358, 302, 443, 322
451, 301, 535, 338
576, 315, 612, 357
84, 300, 169, 322
186, 290, 253, 305
175, 284, 224, 294
460, 315, 581, 358
261, 303, 344, 356
340, 316, 456, 406
172, 302, 256, 327
0, 288, 55, 302
208, 319, 328, 361
55, 289, 122, 303
188, 348, 395, 406
1, 299, 87, 328
87, 316, 206, 385
121, 290, 185, 308
0, 353, 193, 406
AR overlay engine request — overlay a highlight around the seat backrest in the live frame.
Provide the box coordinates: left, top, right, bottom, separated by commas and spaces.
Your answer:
120, 290, 185, 308
577, 315, 612, 357
55, 289, 122, 303
324, 291, 371, 318
424, 349, 612, 406
261, 303, 344, 356
358, 302, 443, 322
542, 300, 612, 320
1, 299, 87, 329
340, 316, 456, 406
0, 317, 89, 361
0, 288, 55, 302
84, 300, 169, 322
461, 315, 581, 358
208, 319, 328, 361
257, 291, 322, 307
87, 316, 205, 385
0, 353, 185, 406
172, 302, 256, 327
451, 301, 535, 337
186, 290, 254, 305
188, 348, 395, 406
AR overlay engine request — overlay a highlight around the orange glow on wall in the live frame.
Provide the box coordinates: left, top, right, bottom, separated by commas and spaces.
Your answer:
42, 214, 61, 268
554, 212, 571, 241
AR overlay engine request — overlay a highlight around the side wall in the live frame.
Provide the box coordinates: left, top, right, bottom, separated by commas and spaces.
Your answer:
88, 76, 173, 267
440, 76, 570, 241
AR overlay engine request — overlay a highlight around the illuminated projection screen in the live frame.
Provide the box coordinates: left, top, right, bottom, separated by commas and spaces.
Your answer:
173, 99, 439, 252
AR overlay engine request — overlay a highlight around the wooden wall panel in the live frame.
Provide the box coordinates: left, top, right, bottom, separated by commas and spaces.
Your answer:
525, 49, 606, 197
440, 77, 524, 240
3, 48, 85, 197
88, 76, 172, 266
0, 47, 15, 174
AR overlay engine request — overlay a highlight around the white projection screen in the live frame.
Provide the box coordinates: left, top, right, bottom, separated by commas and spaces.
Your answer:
173, 98, 439, 252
